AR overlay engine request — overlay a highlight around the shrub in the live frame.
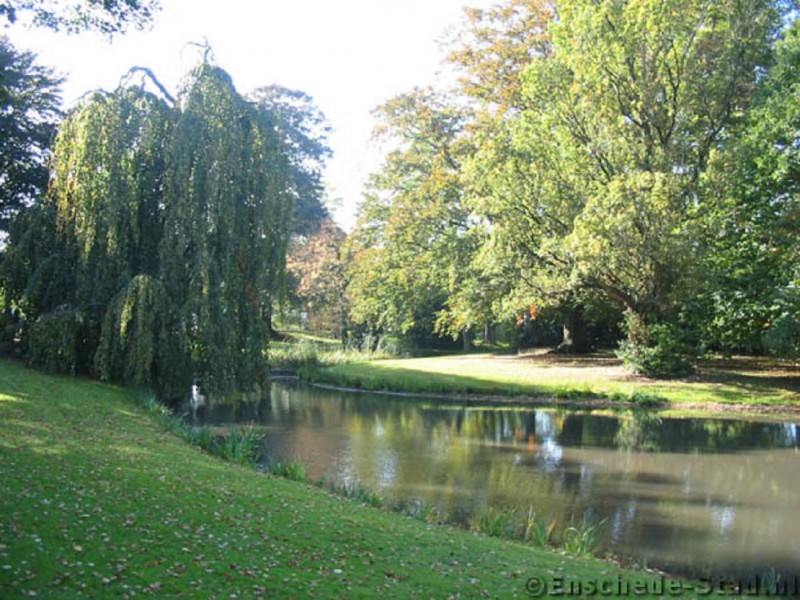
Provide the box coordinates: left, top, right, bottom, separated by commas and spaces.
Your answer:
762, 309, 800, 357
617, 314, 696, 378
217, 425, 264, 466
265, 458, 308, 481
27, 308, 83, 374
326, 479, 383, 508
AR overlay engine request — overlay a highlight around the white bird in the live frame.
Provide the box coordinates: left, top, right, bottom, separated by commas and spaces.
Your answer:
190, 383, 205, 409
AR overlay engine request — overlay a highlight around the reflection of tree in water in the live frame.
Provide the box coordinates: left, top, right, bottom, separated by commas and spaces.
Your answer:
188, 383, 800, 579
610, 413, 800, 454
614, 412, 663, 452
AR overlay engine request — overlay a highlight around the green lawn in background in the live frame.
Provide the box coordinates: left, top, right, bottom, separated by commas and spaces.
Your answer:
306, 352, 800, 414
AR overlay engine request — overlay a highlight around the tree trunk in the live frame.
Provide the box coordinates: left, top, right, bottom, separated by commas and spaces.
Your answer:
558, 304, 590, 354
484, 322, 497, 346
264, 310, 288, 342
462, 328, 473, 352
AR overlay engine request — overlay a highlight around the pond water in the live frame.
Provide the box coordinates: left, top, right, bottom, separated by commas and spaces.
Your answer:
182, 380, 800, 580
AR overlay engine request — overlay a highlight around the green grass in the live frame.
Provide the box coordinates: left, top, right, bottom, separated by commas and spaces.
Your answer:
0, 358, 694, 598
268, 339, 394, 373
304, 352, 800, 413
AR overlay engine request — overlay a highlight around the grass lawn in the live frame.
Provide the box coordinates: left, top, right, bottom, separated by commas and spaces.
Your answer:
305, 351, 800, 415
0, 359, 688, 598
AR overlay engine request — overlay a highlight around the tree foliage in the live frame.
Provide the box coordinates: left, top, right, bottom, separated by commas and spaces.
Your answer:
503, 0, 780, 312
461, 0, 790, 372
1, 0, 159, 34
447, 0, 554, 114
0, 36, 62, 234
2, 63, 295, 398
250, 85, 332, 236
346, 88, 476, 348
285, 217, 348, 335
690, 17, 800, 356
159, 64, 293, 396
347, 0, 800, 372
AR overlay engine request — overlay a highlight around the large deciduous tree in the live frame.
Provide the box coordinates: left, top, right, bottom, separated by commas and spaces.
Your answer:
250, 85, 332, 237
285, 217, 348, 337
158, 64, 293, 397
0, 36, 62, 235
2, 63, 294, 398
346, 88, 476, 350
467, 0, 787, 373
691, 17, 800, 356
249, 86, 335, 339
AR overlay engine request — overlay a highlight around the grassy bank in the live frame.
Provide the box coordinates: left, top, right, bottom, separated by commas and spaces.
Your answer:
302, 352, 800, 414
1, 359, 679, 598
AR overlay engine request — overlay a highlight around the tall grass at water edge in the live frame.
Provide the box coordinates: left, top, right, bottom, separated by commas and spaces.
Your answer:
469, 505, 604, 557
133, 389, 264, 467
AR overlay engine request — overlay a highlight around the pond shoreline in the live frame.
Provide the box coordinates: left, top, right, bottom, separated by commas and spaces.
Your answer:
5, 358, 712, 597
257, 375, 800, 580
293, 377, 800, 422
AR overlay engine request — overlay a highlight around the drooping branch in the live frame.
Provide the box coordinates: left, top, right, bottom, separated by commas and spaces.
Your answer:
120, 66, 176, 105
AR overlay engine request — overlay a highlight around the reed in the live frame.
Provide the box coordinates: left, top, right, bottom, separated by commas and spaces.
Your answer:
264, 458, 308, 481
326, 480, 384, 508
561, 514, 608, 556
470, 507, 516, 538
521, 506, 556, 548
217, 424, 264, 466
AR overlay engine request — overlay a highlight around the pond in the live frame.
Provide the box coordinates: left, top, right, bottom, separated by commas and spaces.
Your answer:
181, 380, 800, 580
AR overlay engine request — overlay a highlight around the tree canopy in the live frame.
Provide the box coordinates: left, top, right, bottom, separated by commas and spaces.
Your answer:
346, 88, 477, 349
0, 36, 62, 235
250, 85, 332, 237
1, 0, 159, 34
1, 62, 295, 398
346, 0, 800, 372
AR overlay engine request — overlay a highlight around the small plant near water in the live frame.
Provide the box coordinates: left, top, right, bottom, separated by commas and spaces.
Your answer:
759, 568, 786, 595
562, 514, 608, 556
326, 479, 384, 508
217, 424, 264, 466
607, 390, 665, 407
393, 499, 448, 524
629, 391, 664, 407
522, 506, 556, 548
470, 506, 516, 538
264, 458, 308, 481
186, 425, 216, 453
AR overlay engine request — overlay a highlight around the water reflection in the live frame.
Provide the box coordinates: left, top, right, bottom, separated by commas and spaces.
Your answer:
183, 381, 800, 579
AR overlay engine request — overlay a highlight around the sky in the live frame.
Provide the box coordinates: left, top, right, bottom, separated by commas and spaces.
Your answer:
6, 0, 494, 230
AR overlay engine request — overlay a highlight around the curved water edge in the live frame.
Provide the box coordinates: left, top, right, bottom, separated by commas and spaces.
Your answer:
179, 379, 800, 582
266, 368, 800, 421
304, 380, 800, 422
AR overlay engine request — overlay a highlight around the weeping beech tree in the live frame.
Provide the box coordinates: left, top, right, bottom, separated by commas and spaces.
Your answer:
4, 63, 294, 399
158, 64, 293, 397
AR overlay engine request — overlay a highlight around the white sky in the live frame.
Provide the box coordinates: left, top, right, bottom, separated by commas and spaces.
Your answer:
6, 0, 494, 230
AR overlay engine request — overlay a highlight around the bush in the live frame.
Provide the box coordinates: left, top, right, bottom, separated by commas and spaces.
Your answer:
617, 314, 696, 378
27, 308, 83, 374
761, 291, 800, 357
